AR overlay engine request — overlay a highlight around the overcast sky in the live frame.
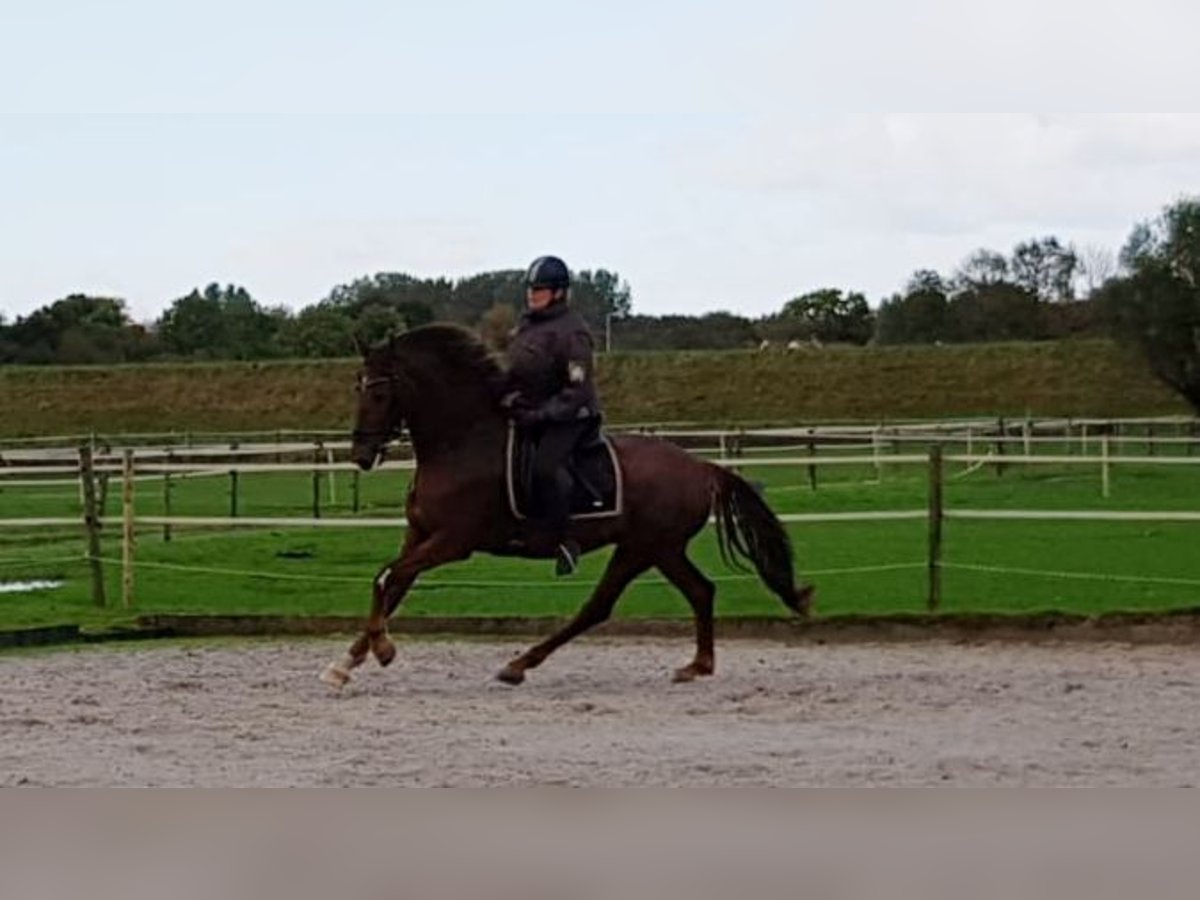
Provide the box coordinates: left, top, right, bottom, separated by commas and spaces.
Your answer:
3, 2, 1199, 322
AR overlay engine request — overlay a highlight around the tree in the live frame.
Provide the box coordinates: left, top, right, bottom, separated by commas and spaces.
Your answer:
571, 269, 633, 334
451, 271, 524, 326
320, 265, 633, 336
612, 312, 756, 351
1078, 243, 1117, 297
946, 247, 1049, 343
354, 303, 406, 347
0, 294, 138, 364
277, 304, 356, 358
323, 273, 445, 332
875, 270, 952, 345
478, 301, 517, 352
954, 249, 1010, 291
1011, 237, 1078, 302
156, 284, 282, 359
948, 283, 1041, 343
1099, 198, 1200, 413
779, 289, 873, 345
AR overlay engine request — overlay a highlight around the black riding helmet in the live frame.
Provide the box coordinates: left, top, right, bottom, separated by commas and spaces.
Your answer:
525, 255, 571, 291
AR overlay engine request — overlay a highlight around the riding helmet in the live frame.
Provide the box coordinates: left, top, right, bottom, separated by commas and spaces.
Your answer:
525, 255, 571, 290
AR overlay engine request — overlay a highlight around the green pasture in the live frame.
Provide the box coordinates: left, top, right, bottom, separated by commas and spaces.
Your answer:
3, 445, 1200, 634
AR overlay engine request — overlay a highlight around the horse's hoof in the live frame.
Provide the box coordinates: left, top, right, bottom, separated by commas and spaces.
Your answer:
373, 639, 397, 668
672, 664, 714, 683
320, 663, 351, 689
794, 585, 815, 617
496, 665, 525, 686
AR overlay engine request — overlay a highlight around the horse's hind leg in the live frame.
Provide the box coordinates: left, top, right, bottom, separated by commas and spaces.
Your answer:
657, 550, 716, 683
497, 546, 650, 686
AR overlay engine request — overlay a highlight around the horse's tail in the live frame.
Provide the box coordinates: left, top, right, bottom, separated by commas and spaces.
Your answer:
710, 466, 813, 617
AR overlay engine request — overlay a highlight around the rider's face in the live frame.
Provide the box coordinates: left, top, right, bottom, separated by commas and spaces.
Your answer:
526, 287, 555, 311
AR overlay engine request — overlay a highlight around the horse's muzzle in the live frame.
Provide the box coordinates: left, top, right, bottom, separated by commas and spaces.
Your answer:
353, 445, 382, 472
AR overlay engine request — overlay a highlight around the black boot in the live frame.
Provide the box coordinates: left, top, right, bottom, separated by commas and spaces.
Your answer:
555, 538, 581, 577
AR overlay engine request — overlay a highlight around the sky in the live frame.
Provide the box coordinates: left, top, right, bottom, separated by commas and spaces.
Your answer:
2, 2, 1200, 322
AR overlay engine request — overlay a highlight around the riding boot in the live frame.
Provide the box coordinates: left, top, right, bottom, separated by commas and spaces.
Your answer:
555, 537, 582, 577
542, 463, 580, 576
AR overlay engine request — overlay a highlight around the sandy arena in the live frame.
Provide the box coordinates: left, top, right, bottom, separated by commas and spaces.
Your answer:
3, 637, 1199, 786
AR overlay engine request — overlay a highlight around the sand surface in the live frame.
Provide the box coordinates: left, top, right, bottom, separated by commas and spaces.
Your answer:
3, 637, 1199, 786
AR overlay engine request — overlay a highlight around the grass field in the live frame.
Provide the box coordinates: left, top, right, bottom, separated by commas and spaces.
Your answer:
3, 444, 1200, 633
0, 339, 1186, 438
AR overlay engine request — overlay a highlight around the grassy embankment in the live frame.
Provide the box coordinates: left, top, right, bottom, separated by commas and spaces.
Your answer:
0, 340, 1184, 438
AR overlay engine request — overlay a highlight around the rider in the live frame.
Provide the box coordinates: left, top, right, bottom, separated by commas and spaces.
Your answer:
503, 255, 603, 576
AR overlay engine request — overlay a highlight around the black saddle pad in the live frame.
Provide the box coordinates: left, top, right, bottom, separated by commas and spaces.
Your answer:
506, 422, 623, 521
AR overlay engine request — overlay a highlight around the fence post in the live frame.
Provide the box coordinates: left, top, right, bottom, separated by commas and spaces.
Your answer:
326, 446, 337, 507
872, 426, 883, 482
993, 417, 1007, 477
78, 443, 107, 608
352, 468, 361, 514
312, 443, 323, 519
927, 444, 944, 612
122, 449, 135, 609
95, 442, 112, 519
807, 429, 818, 491
163, 450, 173, 542
1101, 434, 1111, 499
1022, 417, 1032, 457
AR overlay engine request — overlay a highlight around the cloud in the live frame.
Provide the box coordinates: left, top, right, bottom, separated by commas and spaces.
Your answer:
698, 114, 1200, 237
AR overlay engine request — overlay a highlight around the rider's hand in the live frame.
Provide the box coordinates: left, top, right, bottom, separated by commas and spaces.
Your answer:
501, 391, 530, 412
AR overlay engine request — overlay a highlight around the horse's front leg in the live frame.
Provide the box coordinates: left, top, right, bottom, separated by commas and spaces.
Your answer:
320, 529, 463, 688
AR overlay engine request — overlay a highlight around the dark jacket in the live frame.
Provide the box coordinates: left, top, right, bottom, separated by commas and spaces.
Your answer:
505, 301, 601, 424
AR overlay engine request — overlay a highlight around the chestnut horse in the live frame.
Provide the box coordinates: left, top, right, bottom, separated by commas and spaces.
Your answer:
321, 325, 812, 688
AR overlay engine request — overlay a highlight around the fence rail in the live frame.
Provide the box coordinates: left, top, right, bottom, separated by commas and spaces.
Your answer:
3, 435, 1198, 613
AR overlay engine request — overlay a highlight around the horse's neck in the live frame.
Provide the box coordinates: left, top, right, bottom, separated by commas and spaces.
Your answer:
403, 382, 504, 465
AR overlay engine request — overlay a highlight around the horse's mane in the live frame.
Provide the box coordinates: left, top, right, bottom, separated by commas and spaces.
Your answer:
388, 324, 505, 396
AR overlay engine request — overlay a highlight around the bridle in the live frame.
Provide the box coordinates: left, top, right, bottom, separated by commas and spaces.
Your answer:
352, 370, 412, 448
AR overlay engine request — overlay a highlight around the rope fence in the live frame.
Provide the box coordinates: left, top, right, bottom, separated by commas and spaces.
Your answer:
83, 556, 930, 590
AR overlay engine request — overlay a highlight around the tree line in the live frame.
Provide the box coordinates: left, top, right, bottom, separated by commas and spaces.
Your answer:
0, 247, 1096, 365
2, 199, 1197, 412
0, 269, 632, 365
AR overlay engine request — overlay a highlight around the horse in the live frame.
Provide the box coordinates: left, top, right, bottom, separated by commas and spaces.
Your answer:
321, 324, 813, 688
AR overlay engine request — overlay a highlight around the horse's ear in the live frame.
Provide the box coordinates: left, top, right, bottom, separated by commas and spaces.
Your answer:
388, 332, 398, 352
353, 334, 368, 358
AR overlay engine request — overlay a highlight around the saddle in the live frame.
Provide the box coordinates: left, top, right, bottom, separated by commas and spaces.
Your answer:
506, 420, 623, 521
